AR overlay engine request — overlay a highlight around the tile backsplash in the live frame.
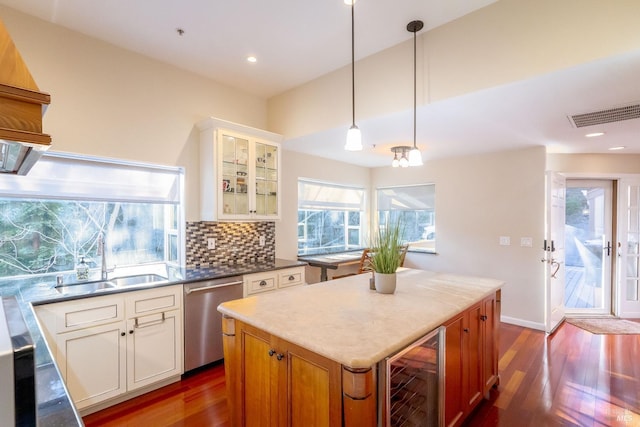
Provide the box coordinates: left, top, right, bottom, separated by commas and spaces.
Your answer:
185, 221, 275, 266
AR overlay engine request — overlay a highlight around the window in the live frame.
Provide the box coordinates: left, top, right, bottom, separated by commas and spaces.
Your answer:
0, 152, 184, 278
377, 184, 435, 253
297, 179, 366, 255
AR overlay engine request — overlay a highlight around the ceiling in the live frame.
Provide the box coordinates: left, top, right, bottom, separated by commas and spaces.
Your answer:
2, 0, 640, 168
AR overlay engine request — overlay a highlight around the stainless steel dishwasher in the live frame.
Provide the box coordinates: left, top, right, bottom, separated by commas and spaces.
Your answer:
183, 276, 243, 372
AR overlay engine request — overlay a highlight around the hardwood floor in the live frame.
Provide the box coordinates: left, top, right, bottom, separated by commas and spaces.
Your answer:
83, 322, 640, 426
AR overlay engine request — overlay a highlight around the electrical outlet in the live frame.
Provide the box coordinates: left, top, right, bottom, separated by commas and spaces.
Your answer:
207, 238, 216, 250
259, 235, 266, 246
499, 236, 511, 246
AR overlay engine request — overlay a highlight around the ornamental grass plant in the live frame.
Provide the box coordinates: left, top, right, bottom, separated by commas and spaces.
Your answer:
369, 220, 405, 274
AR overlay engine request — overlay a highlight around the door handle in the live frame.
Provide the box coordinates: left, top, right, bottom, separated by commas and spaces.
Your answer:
604, 241, 612, 257
550, 259, 560, 279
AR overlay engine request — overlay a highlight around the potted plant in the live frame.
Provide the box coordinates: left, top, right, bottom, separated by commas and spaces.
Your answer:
368, 220, 405, 294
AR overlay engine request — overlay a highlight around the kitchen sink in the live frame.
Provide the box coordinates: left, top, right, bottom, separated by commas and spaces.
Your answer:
55, 280, 116, 294
110, 274, 168, 287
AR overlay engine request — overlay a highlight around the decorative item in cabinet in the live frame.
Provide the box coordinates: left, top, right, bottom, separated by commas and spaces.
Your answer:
198, 117, 282, 221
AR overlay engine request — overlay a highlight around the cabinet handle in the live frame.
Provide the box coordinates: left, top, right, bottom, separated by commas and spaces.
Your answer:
276, 353, 284, 361
259, 280, 267, 287
129, 330, 134, 334
288, 275, 295, 281
121, 332, 126, 337
135, 312, 166, 328
480, 315, 488, 321
463, 328, 469, 333
268, 349, 276, 357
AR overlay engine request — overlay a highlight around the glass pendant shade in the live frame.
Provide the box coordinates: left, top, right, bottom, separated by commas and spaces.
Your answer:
399, 155, 409, 168
345, 125, 362, 151
392, 154, 399, 167
408, 147, 423, 166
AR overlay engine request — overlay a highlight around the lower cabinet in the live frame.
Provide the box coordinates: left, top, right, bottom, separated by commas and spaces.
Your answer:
243, 266, 305, 297
225, 320, 342, 426
444, 291, 501, 427
35, 285, 183, 411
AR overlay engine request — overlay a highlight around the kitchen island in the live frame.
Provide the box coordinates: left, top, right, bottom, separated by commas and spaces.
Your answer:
218, 268, 503, 426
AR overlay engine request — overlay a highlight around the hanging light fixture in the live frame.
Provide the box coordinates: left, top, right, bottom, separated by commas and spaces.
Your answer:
407, 20, 423, 166
344, 0, 362, 151
391, 146, 410, 168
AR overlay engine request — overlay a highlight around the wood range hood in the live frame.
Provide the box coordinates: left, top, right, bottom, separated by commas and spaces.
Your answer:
0, 18, 51, 175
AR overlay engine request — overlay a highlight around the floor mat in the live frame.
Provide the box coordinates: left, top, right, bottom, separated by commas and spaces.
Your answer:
566, 318, 640, 334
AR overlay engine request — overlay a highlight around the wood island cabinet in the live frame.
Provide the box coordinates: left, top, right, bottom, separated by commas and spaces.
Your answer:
223, 319, 343, 426
224, 291, 501, 427
444, 291, 501, 427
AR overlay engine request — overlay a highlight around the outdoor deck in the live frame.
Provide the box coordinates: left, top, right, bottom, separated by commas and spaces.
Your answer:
564, 265, 599, 309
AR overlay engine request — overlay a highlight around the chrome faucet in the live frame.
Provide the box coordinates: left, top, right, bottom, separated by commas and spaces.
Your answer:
97, 233, 108, 280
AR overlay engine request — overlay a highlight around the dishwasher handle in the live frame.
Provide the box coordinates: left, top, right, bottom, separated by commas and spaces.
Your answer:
185, 280, 243, 295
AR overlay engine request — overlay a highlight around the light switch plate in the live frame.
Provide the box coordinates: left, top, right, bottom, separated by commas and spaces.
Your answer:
520, 237, 533, 247
207, 238, 216, 249
499, 236, 511, 246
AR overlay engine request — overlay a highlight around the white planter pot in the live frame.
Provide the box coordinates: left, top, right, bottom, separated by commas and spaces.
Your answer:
374, 272, 396, 294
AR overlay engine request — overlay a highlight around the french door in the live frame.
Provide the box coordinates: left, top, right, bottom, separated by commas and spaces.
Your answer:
564, 180, 613, 315
618, 179, 640, 318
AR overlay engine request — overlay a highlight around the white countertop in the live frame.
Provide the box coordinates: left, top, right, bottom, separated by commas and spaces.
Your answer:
218, 268, 504, 368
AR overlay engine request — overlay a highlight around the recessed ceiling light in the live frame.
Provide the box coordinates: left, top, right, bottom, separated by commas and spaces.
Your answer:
247, 56, 257, 63
608, 146, 625, 151
344, 0, 357, 4
585, 132, 605, 138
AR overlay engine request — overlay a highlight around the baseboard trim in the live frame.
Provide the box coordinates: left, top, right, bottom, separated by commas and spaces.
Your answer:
500, 315, 545, 331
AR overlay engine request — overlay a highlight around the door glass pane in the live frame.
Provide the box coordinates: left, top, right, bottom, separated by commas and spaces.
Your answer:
564, 184, 610, 311
627, 279, 639, 302
221, 134, 249, 215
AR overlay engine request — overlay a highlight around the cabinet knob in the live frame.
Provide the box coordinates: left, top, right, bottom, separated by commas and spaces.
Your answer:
268, 349, 276, 357
120, 332, 125, 337
288, 275, 295, 281
259, 280, 267, 287
276, 353, 284, 361
480, 315, 488, 321
129, 330, 134, 334
463, 328, 470, 333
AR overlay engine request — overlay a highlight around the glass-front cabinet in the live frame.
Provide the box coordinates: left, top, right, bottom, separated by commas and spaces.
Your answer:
198, 118, 282, 221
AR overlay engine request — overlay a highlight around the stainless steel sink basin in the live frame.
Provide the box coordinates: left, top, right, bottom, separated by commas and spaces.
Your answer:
55, 280, 116, 294
110, 274, 168, 287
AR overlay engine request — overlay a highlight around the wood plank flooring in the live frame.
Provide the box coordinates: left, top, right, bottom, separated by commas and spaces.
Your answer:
83, 322, 640, 427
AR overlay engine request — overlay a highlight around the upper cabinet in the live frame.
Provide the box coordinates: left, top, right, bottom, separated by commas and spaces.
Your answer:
197, 118, 282, 221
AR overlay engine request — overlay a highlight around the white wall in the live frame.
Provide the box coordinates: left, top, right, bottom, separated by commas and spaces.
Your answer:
548, 153, 640, 175
268, 0, 640, 141
0, 6, 267, 222
371, 146, 547, 330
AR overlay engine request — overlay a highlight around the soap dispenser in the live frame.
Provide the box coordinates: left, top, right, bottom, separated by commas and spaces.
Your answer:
76, 256, 89, 281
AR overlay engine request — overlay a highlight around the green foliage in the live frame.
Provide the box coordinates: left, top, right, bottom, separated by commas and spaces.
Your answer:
368, 220, 404, 274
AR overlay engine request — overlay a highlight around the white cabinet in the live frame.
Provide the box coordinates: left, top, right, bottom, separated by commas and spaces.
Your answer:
197, 117, 282, 221
244, 266, 305, 297
34, 285, 183, 411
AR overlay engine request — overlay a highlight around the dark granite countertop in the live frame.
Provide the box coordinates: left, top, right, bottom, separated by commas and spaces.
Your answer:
0, 258, 306, 426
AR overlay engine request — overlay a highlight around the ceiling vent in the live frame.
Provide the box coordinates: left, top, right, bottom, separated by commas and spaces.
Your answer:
568, 103, 640, 128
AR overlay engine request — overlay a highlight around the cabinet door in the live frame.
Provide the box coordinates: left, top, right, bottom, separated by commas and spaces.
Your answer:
253, 141, 279, 219
278, 338, 342, 427
465, 303, 483, 411
56, 322, 126, 409
219, 130, 251, 219
126, 309, 182, 391
482, 293, 499, 395
444, 313, 465, 427
242, 327, 276, 426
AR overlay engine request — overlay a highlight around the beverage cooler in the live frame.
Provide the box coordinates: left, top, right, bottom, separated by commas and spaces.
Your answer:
378, 326, 444, 427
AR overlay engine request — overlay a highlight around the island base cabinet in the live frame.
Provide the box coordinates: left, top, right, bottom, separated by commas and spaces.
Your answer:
223, 318, 345, 426
444, 292, 500, 427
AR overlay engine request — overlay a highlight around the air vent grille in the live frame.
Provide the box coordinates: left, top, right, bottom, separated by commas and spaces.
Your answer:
569, 104, 640, 128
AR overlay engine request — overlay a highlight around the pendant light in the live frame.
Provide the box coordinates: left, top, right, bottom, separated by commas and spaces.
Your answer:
344, 0, 362, 151
407, 20, 423, 166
